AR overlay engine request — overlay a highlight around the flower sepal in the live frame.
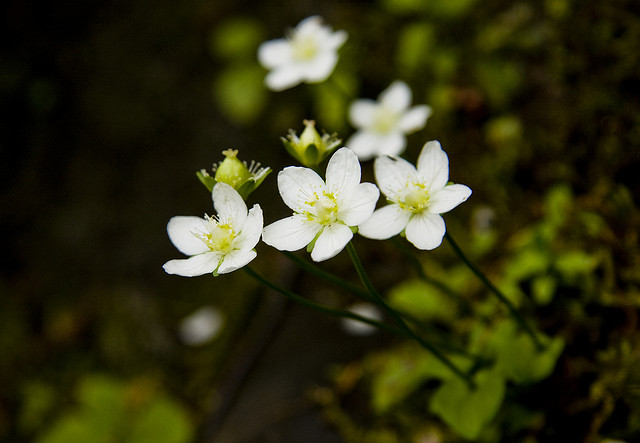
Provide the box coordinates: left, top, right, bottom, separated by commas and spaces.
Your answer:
198, 149, 271, 200
281, 120, 341, 167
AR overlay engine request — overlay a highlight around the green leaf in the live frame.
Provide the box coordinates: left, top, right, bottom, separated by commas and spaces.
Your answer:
430, 368, 506, 440
37, 414, 108, 443
76, 375, 127, 435
388, 279, 457, 322
370, 345, 471, 413
209, 18, 264, 60
532, 274, 557, 305
554, 250, 599, 279
396, 23, 435, 74
129, 396, 193, 443
488, 320, 564, 384
213, 64, 266, 124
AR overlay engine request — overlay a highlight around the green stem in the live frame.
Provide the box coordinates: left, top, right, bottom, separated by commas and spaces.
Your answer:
244, 266, 400, 337
346, 242, 475, 389
391, 237, 470, 307
444, 232, 544, 351
282, 251, 370, 299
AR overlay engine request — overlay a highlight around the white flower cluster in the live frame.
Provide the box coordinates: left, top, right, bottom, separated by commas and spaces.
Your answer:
163, 16, 471, 276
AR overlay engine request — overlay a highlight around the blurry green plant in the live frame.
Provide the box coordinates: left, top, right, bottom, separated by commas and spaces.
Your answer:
36, 375, 193, 443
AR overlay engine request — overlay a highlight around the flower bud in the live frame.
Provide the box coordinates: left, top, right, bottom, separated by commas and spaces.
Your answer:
197, 149, 271, 200
281, 120, 341, 167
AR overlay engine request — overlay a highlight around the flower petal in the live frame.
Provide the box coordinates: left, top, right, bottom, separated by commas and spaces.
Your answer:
428, 184, 472, 214
377, 132, 407, 157
358, 204, 411, 239
278, 166, 325, 212
416, 141, 449, 192
349, 99, 377, 129
346, 130, 382, 161
405, 212, 446, 250
262, 214, 322, 251
163, 252, 221, 277
234, 204, 263, 250
326, 147, 361, 196
338, 183, 380, 226
265, 66, 304, 91
217, 249, 257, 274
258, 40, 292, 69
213, 182, 247, 227
311, 222, 353, 261
379, 81, 411, 112
398, 105, 432, 133
302, 52, 338, 82
327, 29, 348, 50
167, 216, 210, 256
374, 155, 417, 199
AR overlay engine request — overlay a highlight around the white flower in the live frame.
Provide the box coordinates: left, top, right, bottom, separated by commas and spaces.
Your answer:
163, 182, 263, 277
358, 141, 471, 250
347, 81, 432, 160
178, 306, 224, 346
262, 147, 379, 262
258, 16, 347, 91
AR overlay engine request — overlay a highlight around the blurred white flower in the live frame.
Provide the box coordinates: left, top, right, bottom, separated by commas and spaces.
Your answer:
163, 182, 263, 277
258, 16, 347, 91
347, 81, 432, 160
340, 302, 382, 336
178, 306, 223, 346
358, 141, 471, 250
262, 147, 379, 262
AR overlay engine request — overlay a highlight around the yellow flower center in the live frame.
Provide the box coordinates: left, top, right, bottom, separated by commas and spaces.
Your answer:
195, 216, 237, 253
399, 183, 430, 213
372, 107, 399, 134
291, 34, 319, 61
304, 192, 338, 225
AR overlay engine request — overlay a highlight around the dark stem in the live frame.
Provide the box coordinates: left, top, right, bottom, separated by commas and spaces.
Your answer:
346, 242, 476, 389
444, 232, 544, 351
244, 266, 400, 337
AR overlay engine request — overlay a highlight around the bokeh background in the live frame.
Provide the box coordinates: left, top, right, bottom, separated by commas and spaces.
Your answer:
2, 0, 640, 442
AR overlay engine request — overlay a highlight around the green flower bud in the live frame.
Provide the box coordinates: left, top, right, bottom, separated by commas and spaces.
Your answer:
281, 120, 341, 167
197, 149, 271, 200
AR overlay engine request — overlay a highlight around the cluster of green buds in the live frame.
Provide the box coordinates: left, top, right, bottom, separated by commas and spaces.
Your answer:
197, 149, 271, 200
281, 120, 341, 168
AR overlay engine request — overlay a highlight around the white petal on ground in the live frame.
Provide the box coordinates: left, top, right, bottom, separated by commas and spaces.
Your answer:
162, 252, 221, 277
338, 183, 380, 226
341, 302, 383, 336
428, 184, 472, 214
310, 222, 353, 261
405, 212, 446, 250
358, 204, 411, 239
379, 81, 412, 112
166, 216, 210, 256
326, 147, 361, 196
277, 167, 326, 212
416, 141, 449, 192
374, 155, 417, 199
178, 306, 224, 346
213, 183, 248, 227
398, 105, 432, 133
262, 215, 322, 251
